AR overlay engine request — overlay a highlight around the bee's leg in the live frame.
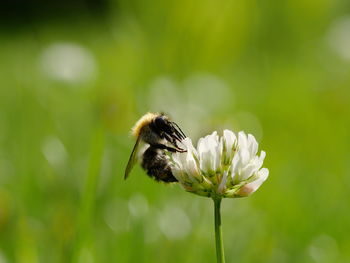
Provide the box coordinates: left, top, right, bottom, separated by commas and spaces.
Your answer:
172, 140, 185, 151
151, 143, 186, 153
162, 133, 184, 150
171, 122, 186, 139
151, 143, 177, 152
169, 138, 186, 153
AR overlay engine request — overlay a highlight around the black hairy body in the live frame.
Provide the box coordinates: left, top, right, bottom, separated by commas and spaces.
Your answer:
141, 146, 177, 182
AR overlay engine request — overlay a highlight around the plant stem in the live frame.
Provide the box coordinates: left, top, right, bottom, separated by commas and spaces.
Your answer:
214, 198, 225, 263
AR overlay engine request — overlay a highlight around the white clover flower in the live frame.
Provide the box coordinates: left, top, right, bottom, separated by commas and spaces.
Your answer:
171, 130, 269, 198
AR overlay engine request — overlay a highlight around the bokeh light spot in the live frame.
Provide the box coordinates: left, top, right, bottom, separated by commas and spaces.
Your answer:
128, 193, 149, 218
158, 207, 191, 240
39, 42, 97, 84
327, 16, 350, 61
308, 234, 339, 263
41, 136, 67, 168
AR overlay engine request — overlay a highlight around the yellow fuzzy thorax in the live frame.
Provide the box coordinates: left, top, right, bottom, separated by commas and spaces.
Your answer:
131, 112, 159, 137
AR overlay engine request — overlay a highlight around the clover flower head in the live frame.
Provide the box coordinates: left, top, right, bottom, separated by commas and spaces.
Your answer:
170, 130, 269, 198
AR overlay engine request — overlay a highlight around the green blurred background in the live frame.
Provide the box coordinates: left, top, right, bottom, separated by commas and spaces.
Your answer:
1, 0, 350, 262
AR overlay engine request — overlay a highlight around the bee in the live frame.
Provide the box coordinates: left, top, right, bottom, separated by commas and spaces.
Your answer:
124, 112, 187, 182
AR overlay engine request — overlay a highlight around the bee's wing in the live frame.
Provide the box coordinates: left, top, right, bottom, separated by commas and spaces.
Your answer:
124, 136, 141, 180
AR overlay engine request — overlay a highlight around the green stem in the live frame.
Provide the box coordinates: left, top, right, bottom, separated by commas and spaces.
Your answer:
214, 198, 225, 263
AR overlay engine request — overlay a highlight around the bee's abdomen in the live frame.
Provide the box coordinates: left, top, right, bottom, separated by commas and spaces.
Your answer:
141, 146, 177, 183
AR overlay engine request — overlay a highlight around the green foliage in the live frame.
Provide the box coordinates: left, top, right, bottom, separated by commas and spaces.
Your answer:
1, 0, 350, 262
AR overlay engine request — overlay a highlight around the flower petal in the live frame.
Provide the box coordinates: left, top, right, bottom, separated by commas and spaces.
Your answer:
240, 163, 258, 180
223, 130, 236, 150
247, 134, 258, 156
238, 131, 248, 150
237, 168, 269, 196
239, 148, 250, 166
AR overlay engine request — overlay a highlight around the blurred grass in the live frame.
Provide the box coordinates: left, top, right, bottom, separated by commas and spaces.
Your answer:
1, 0, 350, 262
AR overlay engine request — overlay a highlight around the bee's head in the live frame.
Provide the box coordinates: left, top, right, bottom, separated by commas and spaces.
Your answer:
152, 114, 186, 144
154, 115, 171, 132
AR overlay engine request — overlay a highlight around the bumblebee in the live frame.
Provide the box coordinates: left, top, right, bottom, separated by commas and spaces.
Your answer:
124, 112, 186, 182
